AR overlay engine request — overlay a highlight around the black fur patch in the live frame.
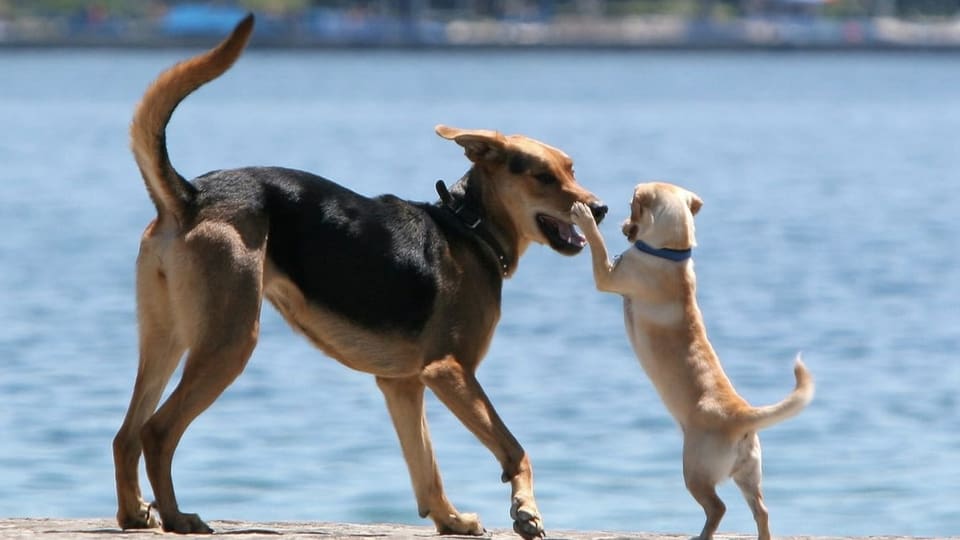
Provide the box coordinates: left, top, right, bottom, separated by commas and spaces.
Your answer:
193, 167, 442, 335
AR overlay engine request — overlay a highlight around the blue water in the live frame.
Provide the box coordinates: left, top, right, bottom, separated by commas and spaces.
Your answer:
1, 49, 958, 537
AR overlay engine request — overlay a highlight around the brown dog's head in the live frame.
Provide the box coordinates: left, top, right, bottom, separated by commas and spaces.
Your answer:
436, 124, 607, 257
622, 182, 703, 249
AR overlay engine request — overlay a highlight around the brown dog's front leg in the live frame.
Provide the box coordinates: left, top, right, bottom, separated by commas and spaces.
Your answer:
421, 357, 544, 540
376, 376, 483, 536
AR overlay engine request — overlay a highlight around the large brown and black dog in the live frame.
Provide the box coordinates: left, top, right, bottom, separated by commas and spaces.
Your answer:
112, 14, 607, 539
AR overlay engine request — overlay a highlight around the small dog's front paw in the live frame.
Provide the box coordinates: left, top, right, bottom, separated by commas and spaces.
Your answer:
569, 202, 593, 227
570, 202, 600, 242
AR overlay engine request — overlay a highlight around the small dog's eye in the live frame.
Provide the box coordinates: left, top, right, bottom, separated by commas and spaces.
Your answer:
534, 172, 557, 185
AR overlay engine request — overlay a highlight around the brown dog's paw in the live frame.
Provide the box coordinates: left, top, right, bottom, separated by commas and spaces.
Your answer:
435, 511, 485, 536
160, 511, 214, 534
117, 500, 161, 530
511, 498, 545, 540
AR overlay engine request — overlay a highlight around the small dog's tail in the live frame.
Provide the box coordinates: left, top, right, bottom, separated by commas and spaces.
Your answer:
130, 14, 254, 225
736, 354, 814, 433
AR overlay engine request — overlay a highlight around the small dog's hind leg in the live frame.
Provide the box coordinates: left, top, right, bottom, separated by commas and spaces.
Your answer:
376, 376, 483, 535
732, 434, 770, 540
685, 478, 726, 540
683, 438, 726, 540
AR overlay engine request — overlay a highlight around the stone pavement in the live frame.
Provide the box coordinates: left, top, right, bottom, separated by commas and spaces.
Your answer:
0, 519, 948, 540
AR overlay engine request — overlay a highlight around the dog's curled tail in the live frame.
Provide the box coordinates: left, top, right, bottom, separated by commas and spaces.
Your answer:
130, 14, 254, 225
738, 354, 814, 433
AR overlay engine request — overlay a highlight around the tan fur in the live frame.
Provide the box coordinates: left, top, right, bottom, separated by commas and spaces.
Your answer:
131, 15, 253, 227
113, 16, 603, 539
570, 182, 813, 540
435, 126, 596, 277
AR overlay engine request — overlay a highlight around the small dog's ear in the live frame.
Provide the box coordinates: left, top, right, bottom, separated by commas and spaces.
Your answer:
624, 203, 655, 240
638, 205, 655, 232
688, 192, 703, 216
435, 125, 507, 163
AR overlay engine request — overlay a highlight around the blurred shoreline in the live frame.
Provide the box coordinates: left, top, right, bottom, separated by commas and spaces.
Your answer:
3, 12, 960, 50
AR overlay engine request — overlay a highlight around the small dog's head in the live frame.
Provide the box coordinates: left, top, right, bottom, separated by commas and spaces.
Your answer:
436, 124, 607, 257
622, 182, 703, 249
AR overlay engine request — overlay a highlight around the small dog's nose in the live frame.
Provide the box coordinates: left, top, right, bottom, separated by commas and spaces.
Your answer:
590, 201, 608, 224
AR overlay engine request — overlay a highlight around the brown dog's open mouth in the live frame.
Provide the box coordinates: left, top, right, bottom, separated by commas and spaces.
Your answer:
537, 214, 586, 255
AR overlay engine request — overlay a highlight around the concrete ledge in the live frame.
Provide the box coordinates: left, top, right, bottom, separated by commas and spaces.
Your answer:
0, 519, 946, 540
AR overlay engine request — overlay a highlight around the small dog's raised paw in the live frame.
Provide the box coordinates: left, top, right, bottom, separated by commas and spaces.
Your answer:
570, 202, 600, 242
569, 201, 594, 226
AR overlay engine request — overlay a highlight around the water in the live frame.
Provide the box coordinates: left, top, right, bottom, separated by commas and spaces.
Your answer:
1, 48, 959, 537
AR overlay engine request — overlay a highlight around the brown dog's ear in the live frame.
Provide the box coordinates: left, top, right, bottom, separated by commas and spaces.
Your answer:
688, 192, 703, 216
435, 124, 507, 163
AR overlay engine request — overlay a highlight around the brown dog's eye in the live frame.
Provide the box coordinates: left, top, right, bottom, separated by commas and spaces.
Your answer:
534, 172, 556, 185
508, 154, 530, 175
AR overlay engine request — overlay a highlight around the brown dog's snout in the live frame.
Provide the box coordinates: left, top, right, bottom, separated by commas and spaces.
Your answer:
589, 201, 608, 224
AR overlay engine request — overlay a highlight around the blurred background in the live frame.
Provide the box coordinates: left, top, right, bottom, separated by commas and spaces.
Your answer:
1, 0, 960, 48
1, 1, 959, 539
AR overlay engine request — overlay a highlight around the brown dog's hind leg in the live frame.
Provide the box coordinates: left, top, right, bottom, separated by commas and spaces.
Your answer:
141, 323, 259, 533
376, 376, 484, 535
140, 224, 265, 534
114, 245, 187, 530
113, 340, 184, 529
421, 357, 544, 540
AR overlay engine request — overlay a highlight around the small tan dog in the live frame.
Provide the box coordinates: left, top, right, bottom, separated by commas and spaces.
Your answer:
570, 183, 814, 540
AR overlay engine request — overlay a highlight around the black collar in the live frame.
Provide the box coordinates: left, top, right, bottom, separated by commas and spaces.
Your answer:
436, 180, 511, 276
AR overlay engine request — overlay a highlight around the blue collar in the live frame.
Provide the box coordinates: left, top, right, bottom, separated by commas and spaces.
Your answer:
633, 239, 692, 262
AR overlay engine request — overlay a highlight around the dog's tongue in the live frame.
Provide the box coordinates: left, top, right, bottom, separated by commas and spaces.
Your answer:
561, 222, 587, 248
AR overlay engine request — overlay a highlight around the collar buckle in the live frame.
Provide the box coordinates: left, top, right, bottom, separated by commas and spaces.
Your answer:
436, 180, 479, 228
436, 179, 509, 276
